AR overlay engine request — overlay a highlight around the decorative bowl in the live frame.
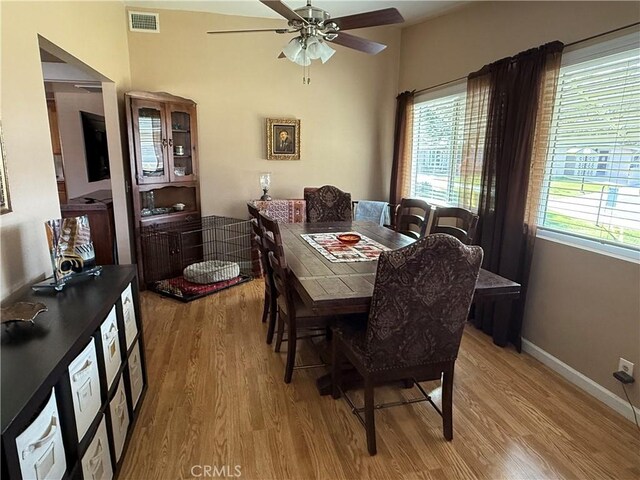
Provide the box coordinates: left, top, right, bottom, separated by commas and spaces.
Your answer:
337, 233, 361, 245
173, 203, 186, 211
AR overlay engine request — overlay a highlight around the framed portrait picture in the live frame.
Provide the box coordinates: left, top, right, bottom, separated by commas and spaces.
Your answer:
266, 118, 300, 160
0, 122, 11, 215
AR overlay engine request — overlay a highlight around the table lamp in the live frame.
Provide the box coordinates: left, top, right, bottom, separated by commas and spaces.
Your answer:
260, 172, 272, 201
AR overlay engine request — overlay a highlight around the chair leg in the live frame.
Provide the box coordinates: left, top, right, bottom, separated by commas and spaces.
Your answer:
284, 319, 297, 383
364, 377, 377, 455
331, 338, 342, 399
261, 288, 270, 324
265, 292, 278, 345
442, 365, 454, 441
274, 309, 285, 352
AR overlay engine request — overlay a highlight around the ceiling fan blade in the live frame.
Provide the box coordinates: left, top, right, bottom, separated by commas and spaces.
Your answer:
207, 28, 290, 34
327, 32, 387, 55
260, 0, 306, 23
328, 8, 404, 31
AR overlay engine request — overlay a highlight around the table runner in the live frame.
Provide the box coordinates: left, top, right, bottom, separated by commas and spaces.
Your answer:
300, 232, 391, 263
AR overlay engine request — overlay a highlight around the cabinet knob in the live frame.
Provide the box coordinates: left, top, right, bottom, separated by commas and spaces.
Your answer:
162, 138, 168, 147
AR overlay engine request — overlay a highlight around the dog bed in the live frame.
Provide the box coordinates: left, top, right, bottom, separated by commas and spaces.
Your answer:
183, 260, 240, 284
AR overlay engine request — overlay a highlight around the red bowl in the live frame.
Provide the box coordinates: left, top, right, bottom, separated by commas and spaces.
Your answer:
337, 233, 361, 245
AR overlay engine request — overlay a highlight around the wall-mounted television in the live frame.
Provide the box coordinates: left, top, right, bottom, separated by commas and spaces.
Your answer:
80, 111, 110, 182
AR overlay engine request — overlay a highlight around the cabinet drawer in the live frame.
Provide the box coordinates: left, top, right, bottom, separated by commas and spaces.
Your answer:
128, 342, 144, 410
100, 306, 121, 391
81, 416, 113, 480
121, 284, 138, 350
15, 389, 67, 480
109, 377, 129, 463
69, 339, 101, 440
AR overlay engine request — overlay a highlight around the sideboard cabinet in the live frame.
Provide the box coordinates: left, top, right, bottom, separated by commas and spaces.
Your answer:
1, 265, 147, 480
125, 92, 202, 286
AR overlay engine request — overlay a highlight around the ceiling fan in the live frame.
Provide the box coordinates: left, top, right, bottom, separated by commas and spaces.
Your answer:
207, 0, 404, 68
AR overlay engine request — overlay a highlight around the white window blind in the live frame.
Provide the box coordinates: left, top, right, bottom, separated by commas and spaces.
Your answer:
538, 41, 640, 250
410, 84, 467, 206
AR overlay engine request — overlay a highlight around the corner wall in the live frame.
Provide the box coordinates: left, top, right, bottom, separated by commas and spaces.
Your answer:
126, 8, 401, 219
0, 1, 132, 299
399, 1, 640, 412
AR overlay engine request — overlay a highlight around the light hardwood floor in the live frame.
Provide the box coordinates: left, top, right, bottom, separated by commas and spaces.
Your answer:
120, 280, 640, 479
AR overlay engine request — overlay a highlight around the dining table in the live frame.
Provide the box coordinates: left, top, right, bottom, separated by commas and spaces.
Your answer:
280, 221, 521, 314
279, 221, 522, 395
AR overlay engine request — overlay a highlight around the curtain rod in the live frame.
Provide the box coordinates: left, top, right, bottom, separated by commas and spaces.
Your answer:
412, 22, 640, 96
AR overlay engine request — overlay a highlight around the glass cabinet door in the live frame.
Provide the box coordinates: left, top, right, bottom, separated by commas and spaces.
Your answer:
169, 105, 196, 182
133, 101, 168, 184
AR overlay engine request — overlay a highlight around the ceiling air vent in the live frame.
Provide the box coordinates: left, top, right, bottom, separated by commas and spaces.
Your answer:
128, 11, 159, 33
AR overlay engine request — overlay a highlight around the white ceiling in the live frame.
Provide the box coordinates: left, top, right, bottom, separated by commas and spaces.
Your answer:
124, 1, 468, 26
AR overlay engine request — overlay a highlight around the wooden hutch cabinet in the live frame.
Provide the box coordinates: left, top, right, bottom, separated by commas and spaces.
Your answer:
125, 92, 201, 286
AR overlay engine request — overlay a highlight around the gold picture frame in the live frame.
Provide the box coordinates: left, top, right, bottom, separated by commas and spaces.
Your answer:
266, 118, 300, 160
0, 121, 11, 215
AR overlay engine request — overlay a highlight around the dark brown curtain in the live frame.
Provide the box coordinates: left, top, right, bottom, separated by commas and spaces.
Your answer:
470, 41, 564, 351
390, 91, 415, 213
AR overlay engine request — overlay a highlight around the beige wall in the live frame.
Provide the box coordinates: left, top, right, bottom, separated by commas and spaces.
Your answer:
55, 91, 111, 199
400, 1, 640, 408
525, 238, 640, 405
126, 9, 401, 219
0, 1, 132, 299
400, 1, 640, 91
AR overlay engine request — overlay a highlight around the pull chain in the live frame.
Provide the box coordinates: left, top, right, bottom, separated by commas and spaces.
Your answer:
301, 49, 310, 84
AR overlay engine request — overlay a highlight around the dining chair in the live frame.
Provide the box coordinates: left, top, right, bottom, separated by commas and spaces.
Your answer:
430, 207, 479, 244
259, 211, 331, 383
247, 203, 278, 344
393, 198, 433, 239
304, 185, 353, 222
331, 234, 483, 455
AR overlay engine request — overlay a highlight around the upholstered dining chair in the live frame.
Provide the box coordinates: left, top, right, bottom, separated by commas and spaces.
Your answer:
331, 234, 483, 455
259, 212, 331, 383
247, 203, 278, 344
393, 198, 433, 239
430, 207, 479, 245
304, 185, 353, 222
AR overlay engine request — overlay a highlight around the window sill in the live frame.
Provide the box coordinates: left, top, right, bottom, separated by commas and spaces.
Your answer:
536, 228, 640, 264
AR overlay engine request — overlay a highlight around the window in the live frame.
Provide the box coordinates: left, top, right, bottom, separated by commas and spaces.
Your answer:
410, 83, 467, 206
538, 35, 640, 250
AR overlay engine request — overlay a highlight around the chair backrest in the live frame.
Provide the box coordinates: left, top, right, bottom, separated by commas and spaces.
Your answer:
430, 207, 479, 245
395, 198, 433, 239
248, 202, 274, 284
247, 202, 262, 241
304, 185, 353, 223
258, 212, 295, 317
364, 234, 483, 371
353, 200, 392, 226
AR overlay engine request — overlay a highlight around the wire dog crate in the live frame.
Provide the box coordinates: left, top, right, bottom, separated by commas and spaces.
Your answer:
141, 215, 253, 302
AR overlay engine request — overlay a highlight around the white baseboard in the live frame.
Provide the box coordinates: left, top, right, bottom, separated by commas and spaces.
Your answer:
521, 338, 639, 424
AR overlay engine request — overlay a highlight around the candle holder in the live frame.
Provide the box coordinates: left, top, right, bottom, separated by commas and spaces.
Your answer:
259, 172, 272, 201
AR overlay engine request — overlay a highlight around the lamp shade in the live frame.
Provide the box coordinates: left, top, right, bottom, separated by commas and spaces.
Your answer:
259, 172, 271, 190
282, 37, 310, 66
306, 36, 335, 64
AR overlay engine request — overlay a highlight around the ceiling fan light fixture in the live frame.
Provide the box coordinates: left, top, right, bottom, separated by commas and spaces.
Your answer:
282, 36, 335, 66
